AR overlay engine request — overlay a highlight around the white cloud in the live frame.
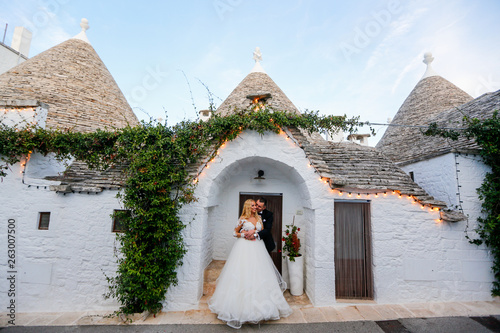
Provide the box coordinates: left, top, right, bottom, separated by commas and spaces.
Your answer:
391, 52, 423, 94
365, 6, 428, 71
10, 2, 75, 56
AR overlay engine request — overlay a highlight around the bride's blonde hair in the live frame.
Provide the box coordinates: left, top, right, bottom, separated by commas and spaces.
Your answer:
240, 199, 258, 219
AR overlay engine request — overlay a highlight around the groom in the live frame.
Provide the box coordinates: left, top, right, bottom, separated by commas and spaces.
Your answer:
244, 197, 275, 254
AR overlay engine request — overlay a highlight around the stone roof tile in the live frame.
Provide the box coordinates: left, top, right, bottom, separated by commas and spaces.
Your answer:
0, 38, 138, 133
376, 75, 472, 163
47, 161, 128, 193
392, 89, 500, 166
216, 72, 300, 116
288, 127, 446, 207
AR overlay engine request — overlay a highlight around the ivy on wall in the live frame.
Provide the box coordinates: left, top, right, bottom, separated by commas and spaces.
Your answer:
425, 111, 500, 295
0, 109, 366, 314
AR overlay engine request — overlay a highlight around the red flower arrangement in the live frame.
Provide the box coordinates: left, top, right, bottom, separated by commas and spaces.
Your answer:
282, 221, 301, 262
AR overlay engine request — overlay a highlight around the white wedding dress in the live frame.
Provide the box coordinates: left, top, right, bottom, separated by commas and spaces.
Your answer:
208, 218, 292, 329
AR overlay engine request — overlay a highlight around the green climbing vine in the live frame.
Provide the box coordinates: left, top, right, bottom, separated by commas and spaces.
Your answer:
0, 108, 367, 314
425, 111, 500, 295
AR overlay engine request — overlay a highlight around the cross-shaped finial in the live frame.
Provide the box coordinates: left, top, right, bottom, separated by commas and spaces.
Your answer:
253, 47, 262, 63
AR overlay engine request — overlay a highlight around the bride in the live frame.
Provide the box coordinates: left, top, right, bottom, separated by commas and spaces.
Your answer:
208, 199, 292, 329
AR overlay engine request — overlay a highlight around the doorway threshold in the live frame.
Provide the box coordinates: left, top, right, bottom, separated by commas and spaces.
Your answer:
336, 299, 376, 304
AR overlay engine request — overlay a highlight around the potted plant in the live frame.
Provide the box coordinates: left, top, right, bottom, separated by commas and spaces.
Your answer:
282, 218, 303, 295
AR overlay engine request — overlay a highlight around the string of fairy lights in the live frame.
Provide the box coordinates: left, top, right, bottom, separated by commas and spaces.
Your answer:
192, 127, 443, 222
12, 125, 446, 222
18, 152, 50, 189
18, 153, 108, 195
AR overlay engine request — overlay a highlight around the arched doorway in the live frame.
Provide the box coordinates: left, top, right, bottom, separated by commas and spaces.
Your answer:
203, 155, 312, 277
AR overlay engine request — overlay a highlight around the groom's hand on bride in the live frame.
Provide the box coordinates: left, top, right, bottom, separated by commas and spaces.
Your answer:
243, 230, 256, 240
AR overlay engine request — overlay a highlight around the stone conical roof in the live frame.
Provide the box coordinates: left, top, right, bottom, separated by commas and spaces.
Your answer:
386, 89, 500, 166
216, 50, 300, 116
0, 22, 138, 133
376, 53, 472, 163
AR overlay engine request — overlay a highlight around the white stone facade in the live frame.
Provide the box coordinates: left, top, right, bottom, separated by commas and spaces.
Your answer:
401, 152, 490, 240
0, 131, 494, 313
0, 44, 27, 75
167, 130, 495, 309
371, 194, 492, 303
0, 160, 121, 313
393, 152, 494, 302
0, 102, 48, 129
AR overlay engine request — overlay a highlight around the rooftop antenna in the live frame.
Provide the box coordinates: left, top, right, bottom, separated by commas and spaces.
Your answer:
2, 23, 7, 44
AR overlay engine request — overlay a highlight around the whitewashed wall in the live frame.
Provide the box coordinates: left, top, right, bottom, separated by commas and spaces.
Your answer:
0, 134, 494, 314
454, 153, 490, 225
303, 207, 316, 303
371, 192, 493, 303
0, 161, 122, 313
392, 152, 493, 302
0, 44, 27, 75
400, 152, 489, 212
401, 154, 458, 207
0, 104, 48, 129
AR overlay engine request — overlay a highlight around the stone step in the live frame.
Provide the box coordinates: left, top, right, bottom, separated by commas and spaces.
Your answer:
203, 282, 216, 296
203, 260, 225, 296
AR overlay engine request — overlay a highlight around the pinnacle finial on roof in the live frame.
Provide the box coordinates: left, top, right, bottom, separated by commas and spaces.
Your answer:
71, 18, 90, 44
80, 18, 89, 32
253, 47, 262, 63
251, 47, 266, 73
421, 52, 438, 79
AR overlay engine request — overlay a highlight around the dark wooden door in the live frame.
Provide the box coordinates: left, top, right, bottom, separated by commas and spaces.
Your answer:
239, 193, 283, 273
334, 201, 373, 299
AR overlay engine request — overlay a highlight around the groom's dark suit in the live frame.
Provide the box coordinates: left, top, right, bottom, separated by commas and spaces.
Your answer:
258, 209, 275, 254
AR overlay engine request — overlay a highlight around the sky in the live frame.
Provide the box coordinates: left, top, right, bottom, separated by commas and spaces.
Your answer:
1, 0, 499, 146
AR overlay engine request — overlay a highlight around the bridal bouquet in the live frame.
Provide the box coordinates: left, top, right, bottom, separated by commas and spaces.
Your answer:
282, 221, 301, 261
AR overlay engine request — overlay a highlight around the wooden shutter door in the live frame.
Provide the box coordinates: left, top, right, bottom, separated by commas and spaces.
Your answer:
334, 201, 373, 299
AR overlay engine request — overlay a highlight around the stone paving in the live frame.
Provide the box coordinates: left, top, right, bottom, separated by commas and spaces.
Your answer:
3, 293, 500, 327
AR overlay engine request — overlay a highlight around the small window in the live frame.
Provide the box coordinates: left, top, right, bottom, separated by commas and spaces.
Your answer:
409, 171, 415, 181
112, 210, 130, 233
38, 212, 50, 230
